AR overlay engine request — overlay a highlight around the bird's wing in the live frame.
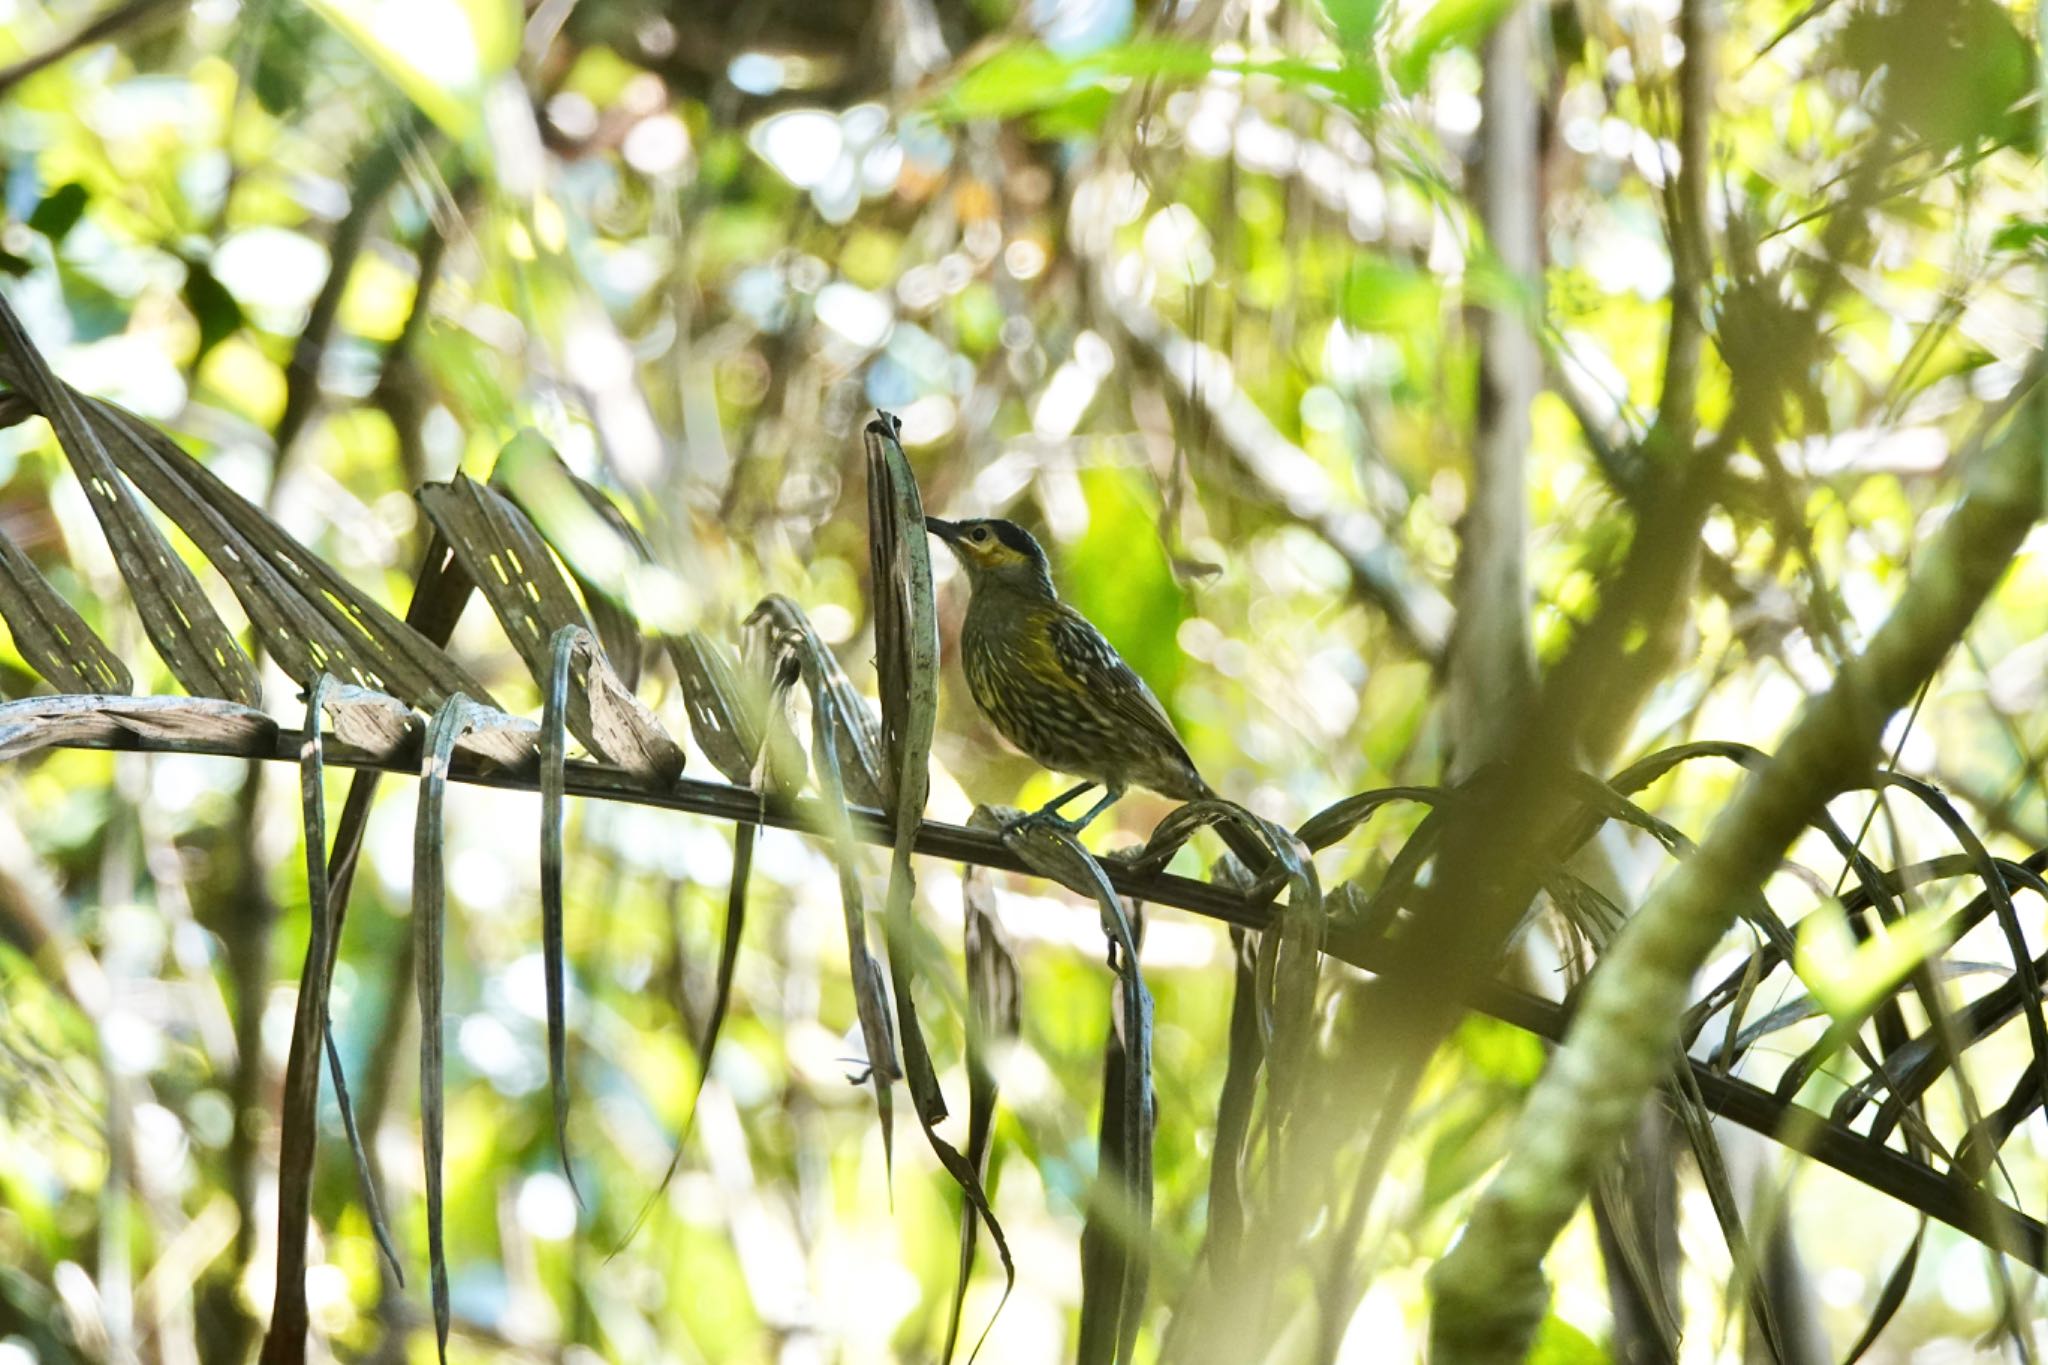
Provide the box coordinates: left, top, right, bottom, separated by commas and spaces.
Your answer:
1044, 604, 1196, 763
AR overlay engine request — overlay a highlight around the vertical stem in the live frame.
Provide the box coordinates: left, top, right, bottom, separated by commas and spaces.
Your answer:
1446, 0, 1541, 777
216, 769, 276, 1362
1656, 0, 1716, 452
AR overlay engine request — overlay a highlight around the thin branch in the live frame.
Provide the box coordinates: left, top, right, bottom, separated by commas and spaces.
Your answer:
0, 0, 181, 96
16, 716, 2048, 1273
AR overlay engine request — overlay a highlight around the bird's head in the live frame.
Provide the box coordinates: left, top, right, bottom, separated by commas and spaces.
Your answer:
925, 517, 1056, 597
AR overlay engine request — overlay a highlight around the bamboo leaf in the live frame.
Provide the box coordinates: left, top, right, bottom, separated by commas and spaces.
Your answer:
863, 413, 949, 1128
260, 675, 400, 1362
0, 292, 259, 703
1427, 415, 2043, 1356
666, 630, 767, 787
10, 703, 2048, 1276
257, 516, 490, 1340
747, 594, 886, 807
490, 437, 766, 780
1, 377, 498, 710
261, 675, 339, 1365
301, 526, 502, 1246
50, 396, 372, 692
1077, 961, 1154, 1365
534, 622, 687, 1205
1669, 1064, 1789, 1360
1201, 926, 1264, 1275
752, 587, 1011, 1310
1292, 783, 1448, 852
494, 439, 652, 690
993, 817, 1150, 1363
0, 523, 130, 694
539, 627, 583, 1205
746, 597, 901, 1162
419, 473, 682, 778
1590, 1159, 1682, 1360
1878, 771, 2048, 1144
414, 694, 523, 1364
945, 869, 1019, 1364
1843, 1220, 1925, 1363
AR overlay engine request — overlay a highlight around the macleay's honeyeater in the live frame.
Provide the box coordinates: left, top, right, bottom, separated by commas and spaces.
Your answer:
926, 516, 1262, 863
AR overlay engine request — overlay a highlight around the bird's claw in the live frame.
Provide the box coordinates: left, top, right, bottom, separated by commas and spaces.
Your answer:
1005, 806, 1080, 837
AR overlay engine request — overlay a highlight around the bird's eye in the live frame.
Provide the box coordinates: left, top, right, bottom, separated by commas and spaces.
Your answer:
971, 527, 989, 543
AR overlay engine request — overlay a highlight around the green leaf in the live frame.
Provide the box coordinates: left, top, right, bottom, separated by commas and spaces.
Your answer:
1322, 0, 1389, 53
27, 183, 88, 243
180, 258, 245, 361
941, 42, 1075, 120
933, 39, 1381, 121
1454, 1014, 1545, 1085
1528, 1314, 1611, 1365
1991, 218, 2048, 255
1392, 0, 1515, 93
1342, 257, 1442, 333
1064, 467, 1187, 706
303, 0, 519, 142
1837, 0, 2036, 153
1794, 900, 1957, 1027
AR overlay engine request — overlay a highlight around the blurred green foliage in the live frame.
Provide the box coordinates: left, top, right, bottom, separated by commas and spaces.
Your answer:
0, 0, 2041, 1359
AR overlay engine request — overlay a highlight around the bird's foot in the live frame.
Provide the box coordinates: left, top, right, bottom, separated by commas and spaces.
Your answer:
1005, 805, 1083, 837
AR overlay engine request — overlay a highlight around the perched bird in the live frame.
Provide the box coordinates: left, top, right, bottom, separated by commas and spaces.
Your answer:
926, 516, 1261, 865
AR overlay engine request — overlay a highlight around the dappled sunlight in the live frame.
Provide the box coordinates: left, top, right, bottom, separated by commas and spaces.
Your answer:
0, 0, 2044, 1359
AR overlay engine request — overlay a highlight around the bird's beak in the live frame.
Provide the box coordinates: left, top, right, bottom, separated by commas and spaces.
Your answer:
925, 516, 965, 544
